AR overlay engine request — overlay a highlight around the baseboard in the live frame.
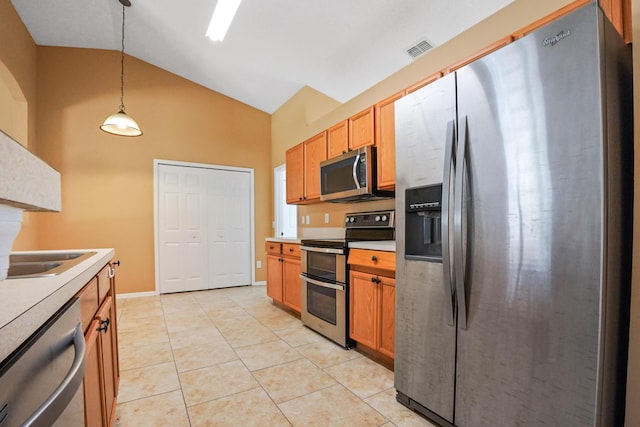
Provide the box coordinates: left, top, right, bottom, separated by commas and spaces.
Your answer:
116, 291, 158, 299
253, 281, 266, 286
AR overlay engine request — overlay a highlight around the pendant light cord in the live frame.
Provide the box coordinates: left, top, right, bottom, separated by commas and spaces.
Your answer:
119, 3, 126, 113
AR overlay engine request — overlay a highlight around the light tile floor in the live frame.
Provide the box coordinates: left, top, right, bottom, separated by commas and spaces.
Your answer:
114, 285, 435, 426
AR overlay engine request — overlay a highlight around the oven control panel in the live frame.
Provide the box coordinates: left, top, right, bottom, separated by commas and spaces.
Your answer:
345, 211, 395, 228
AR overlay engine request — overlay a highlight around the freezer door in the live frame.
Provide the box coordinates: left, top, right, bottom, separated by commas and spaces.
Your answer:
454, 4, 618, 426
394, 73, 457, 423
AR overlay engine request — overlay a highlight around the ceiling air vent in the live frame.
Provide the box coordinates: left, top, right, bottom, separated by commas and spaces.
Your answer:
406, 39, 433, 60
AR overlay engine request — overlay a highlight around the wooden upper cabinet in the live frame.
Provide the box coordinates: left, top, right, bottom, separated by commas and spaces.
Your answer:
303, 131, 327, 202
375, 91, 404, 190
349, 107, 375, 150
595, 0, 630, 42
285, 131, 327, 205
285, 143, 304, 204
327, 120, 349, 158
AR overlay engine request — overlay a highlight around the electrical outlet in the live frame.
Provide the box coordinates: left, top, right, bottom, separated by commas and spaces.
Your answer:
324, 213, 330, 223
256, 261, 262, 268
301, 215, 306, 225
306, 215, 310, 224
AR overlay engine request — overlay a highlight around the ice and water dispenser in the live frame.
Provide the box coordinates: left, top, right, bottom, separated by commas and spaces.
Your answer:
405, 183, 442, 262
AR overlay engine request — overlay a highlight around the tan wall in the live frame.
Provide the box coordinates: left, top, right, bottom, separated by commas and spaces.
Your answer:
272, 0, 640, 423
31, 46, 271, 294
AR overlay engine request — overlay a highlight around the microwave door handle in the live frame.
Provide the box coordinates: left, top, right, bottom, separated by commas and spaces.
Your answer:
352, 153, 362, 189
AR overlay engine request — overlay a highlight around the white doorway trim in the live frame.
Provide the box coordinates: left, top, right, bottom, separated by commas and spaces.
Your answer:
153, 159, 256, 294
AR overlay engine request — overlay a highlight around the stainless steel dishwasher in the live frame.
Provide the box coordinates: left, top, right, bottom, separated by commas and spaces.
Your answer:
0, 297, 85, 427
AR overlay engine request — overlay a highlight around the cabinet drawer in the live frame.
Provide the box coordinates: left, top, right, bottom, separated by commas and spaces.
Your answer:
266, 242, 282, 255
348, 249, 395, 271
282, 243, 300, 258
78, 277, 99, 333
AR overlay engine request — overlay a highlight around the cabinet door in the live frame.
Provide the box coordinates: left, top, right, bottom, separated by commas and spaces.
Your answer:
327, 120, 348, 158
282, 257, 301, 313
96, 296, 117, 427
83, 319, 104, 427
303, 131, 327, 202
349, 271, 379, 349
349, 107, 375, 150
286, 143, 304, 204
379, 277, 396, 359
375, 92, 403, 190
109, 269, 120, 391
266, 254, 283, 302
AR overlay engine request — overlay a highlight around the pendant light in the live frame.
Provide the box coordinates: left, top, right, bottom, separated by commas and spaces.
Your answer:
100, 0, 142, 137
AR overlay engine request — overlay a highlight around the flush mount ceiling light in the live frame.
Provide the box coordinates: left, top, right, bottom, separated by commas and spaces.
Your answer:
100, 0, 142, 137
206, 0, 242, 42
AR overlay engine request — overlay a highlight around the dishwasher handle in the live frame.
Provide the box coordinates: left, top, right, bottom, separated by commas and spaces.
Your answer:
23, 323, 86, 427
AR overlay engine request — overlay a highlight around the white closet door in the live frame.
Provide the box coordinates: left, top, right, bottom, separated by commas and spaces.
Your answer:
207, 169, 252, 288
158, 164, 209, 293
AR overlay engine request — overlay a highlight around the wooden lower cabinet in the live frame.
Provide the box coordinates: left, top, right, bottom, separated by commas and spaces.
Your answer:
266, 253, 284, 302
265, 242, 302, 313
378, 281, 395, 358
79, 263, 119, 427
83, 319, 103, 427
348, 252, 396, 359
96, 296, 118, 426
282, 257, 301, 312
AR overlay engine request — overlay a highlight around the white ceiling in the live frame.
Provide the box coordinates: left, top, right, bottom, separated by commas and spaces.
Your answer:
11, 0, 514, 114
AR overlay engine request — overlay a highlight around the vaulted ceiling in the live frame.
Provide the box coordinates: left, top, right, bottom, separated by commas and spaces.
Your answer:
11, 0, 514, 113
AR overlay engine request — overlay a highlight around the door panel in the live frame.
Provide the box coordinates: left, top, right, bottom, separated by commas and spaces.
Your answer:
207, 169, 251, 288
159, 164, 252, 293
454, 6, 603, 425
394, 73, 457, 423
158, 165, 208, 293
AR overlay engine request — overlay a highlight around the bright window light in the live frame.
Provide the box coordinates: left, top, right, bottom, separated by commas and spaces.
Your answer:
206, 0, 242, 42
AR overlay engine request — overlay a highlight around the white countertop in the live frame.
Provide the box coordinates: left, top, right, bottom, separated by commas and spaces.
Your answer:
348, 241, 396, 252
265, 237, 302, 244
0, 248, 114, 362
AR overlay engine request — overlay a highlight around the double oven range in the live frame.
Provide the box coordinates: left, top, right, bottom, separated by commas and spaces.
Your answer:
300, 211, 395, 347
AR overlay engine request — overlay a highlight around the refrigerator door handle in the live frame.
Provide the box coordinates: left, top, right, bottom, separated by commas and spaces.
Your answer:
441, 120, 456, 326
454, 115, 469, 329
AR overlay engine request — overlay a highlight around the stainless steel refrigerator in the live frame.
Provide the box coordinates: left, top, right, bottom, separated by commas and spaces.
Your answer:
394, 3, 632, 426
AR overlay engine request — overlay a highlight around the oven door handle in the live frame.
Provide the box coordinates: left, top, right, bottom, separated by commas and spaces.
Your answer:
300, 246, 345, 255
300, 275, 345, 291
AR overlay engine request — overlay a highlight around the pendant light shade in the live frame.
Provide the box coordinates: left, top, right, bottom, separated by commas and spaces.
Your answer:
100, 110, 142, 136
101, 0, 142, 137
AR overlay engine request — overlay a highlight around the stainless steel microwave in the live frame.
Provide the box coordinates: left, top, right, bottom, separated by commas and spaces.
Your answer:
319, 146, 394, 202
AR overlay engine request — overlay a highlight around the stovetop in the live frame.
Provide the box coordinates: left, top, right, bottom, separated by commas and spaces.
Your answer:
301, 211, 395, 248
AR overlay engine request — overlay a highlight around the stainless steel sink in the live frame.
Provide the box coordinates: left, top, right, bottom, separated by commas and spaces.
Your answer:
7, 251, 97, 279
9, 253, 84, 263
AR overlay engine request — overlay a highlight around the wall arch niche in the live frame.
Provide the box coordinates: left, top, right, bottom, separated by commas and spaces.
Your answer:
0, 61, 28, 147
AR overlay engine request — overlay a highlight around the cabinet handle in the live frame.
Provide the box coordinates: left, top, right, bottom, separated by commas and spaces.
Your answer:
289, 248, 294, 252
371, 255, 378, 262
371, 277, 381, 284
97, 317, 111, 333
